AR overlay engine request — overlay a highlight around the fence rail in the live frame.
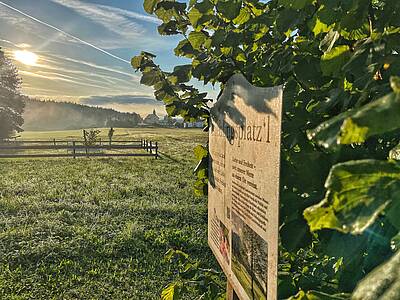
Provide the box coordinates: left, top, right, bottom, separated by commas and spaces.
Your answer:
0, 139, 159, 159
0, 140, 143, 144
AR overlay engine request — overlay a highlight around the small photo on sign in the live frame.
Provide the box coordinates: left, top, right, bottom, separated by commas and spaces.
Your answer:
231, 211, 268, 300
218, 221, 230, 264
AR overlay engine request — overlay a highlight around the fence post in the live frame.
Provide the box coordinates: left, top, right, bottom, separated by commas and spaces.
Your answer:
99, 138, 102, 146
145, 140, 148, 152
149, 141, 153, 155
155, 142, 158, 159
53, 138, 56, 146
72, 141, 76, 159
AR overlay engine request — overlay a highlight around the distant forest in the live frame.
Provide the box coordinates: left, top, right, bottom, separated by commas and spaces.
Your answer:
23, 98, 143, 131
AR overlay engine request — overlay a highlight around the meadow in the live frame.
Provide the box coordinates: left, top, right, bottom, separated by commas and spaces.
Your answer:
0, 128, 217, 299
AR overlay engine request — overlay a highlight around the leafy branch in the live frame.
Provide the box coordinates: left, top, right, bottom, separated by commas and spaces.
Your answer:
134, 0, 400, 298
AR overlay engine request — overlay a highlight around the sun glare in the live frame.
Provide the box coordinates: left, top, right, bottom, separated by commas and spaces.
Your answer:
14, 50, 38, 66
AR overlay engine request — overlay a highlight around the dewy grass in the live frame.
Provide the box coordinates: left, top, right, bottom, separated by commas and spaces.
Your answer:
0, 128, 217, 299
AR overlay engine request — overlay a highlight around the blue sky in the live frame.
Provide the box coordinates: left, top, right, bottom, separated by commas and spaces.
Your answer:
0, 0, 217, 116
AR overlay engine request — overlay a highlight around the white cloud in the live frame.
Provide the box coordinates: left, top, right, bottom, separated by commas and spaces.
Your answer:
41, 53, 138, 79
79, 94, 166, 116
0, 1, 95, 49
51, 0, 160, 25
19, 70, 111, 90
17, 43, 31, 48
49, 0, 163, 49
0, 4, 76, 46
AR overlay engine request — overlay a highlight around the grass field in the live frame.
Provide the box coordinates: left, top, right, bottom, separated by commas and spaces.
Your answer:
0, 128, 218, 299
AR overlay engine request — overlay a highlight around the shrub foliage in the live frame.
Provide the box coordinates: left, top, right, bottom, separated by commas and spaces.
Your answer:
133, 0, 400, 298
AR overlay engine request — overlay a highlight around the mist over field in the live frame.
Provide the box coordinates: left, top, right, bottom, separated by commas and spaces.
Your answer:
79, 95, 165, 116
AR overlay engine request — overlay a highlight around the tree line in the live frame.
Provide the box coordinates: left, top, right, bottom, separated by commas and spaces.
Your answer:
23, 98, 142, 131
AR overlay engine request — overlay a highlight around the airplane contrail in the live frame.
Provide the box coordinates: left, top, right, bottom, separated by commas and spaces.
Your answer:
0, 1, 131, 64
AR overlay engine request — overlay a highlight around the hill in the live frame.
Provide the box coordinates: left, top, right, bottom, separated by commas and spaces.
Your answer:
23, 98, 143, 131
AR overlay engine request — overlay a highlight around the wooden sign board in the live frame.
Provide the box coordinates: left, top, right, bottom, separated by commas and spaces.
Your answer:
208, 74, 283, 300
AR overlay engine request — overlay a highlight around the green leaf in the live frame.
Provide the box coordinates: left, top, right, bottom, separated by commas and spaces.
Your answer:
304, 160, 400, 234
211, 29, 226, 47
188, 0, 213, 28
188, 31, 208, 50
277, 8, 301, 33
352, 251, 400, 300
234, 49, 246, 63
216, 0, 242, 20
195, 0, 213, 13
161, 282, 181, 300
174, 39, 196, 58
194, 144, 208, 160
333, 257, 344, 273
309, 16, 332, 36
131, 55, 143, 69
307, 109, 351, 148
294, 56, 326, 89
316, 0, 341, 26
278, 0, 313, 10
155, 6, 174, 23
339, 23, 369, 41
320, 45, 350, 77
155, 89, 176, 104
339, 118, 369, 144
194, 176, 208, 196
308, 92, 400, 147
339, 0, 369, 32
168, 65, 192, 84
233, 7, 251, 25
158, 21, 180, 35
143, 0, 159, 14
188, 8, 203, 27
141, 51, 156, 58
140, 69, 162, 86
155, 2, 186, 23
391, 76, 400, 93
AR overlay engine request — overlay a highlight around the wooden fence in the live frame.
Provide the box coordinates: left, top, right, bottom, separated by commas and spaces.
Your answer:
0, 139, 159, 159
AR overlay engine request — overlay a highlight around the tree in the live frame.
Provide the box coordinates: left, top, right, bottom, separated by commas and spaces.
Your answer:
134, 0, 400, 298
83, 129, 101, 146
0, 48, 25, 139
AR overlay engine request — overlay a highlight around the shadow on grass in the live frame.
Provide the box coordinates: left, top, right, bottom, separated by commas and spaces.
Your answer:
157, 151, 182, 164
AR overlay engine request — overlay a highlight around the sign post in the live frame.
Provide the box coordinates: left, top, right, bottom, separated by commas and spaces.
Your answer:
208, 74, 283, 300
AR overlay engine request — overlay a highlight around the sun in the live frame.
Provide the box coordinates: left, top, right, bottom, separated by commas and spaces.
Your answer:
14, 50, 38, 66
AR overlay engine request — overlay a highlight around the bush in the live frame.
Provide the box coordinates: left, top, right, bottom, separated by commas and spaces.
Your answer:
134, 0, 400, 298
